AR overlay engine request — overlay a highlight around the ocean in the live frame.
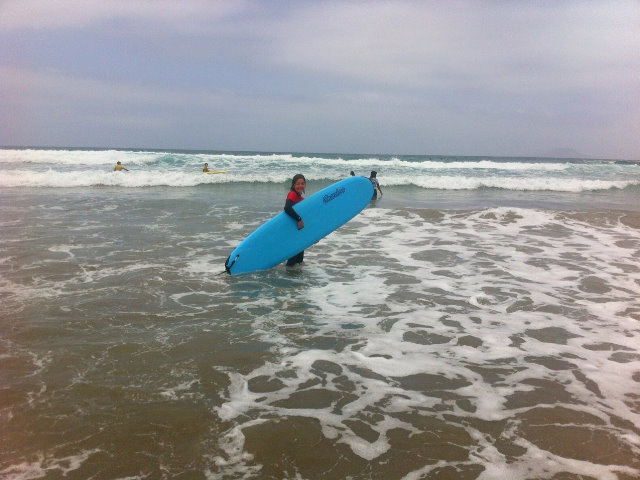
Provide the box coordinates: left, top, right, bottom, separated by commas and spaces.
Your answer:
1, 148, 639, 479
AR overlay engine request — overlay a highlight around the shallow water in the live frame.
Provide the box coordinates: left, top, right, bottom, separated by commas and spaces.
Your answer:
1, 150, 640, 479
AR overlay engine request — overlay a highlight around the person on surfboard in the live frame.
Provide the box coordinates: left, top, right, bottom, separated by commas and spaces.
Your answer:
284, 174, 306, 266
202, 163, 209, 172
114, 161, 128, 171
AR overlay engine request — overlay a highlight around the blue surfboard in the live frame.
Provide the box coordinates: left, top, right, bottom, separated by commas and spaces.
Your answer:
224, 176, 373, 275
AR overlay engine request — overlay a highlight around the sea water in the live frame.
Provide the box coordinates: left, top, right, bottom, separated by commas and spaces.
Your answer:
1, 148, 639, 479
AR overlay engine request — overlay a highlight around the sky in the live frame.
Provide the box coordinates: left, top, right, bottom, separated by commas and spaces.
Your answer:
1, 0, 639, 159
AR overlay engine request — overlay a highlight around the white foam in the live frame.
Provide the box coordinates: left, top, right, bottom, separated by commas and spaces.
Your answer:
215, 206, 640, 476
0, 449, 101, 479
2, 169, 634, 191
2, 148, 637, 192
473, 437, 640, 480
382, 174, 638, 191
274, 155, 572, 171
0, 148, 160, 165
159, 379, 199, 400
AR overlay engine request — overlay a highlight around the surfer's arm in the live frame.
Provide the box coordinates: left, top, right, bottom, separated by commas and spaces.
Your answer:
284, 199, 304, 230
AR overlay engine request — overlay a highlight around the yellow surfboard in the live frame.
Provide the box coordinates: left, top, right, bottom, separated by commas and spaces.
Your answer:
203, 170, 229, 174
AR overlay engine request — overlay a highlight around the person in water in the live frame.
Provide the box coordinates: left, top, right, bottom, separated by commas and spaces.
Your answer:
114, 161, 129, 171
202, 163, 209, 172
350, 171, 355, 176
284, 173, 306, 266
369, 170, 383, 199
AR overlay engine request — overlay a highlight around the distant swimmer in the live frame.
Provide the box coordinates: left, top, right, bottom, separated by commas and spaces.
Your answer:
114, 161, 129, 171
203, 162, 209, 172
369, 170, 383, 199
350, 171, 355, 176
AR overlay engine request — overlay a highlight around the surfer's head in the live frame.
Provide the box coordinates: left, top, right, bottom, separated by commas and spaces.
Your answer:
290, 174, 306, 194
370, 171, 377, 178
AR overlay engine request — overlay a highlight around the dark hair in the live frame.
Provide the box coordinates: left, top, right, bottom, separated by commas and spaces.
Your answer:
370, 171, 377, 177
350, 171, 355, 176
290, 173, 306, 192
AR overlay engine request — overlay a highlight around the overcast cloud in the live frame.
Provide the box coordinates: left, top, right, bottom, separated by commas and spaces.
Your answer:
1, 0, 638, 158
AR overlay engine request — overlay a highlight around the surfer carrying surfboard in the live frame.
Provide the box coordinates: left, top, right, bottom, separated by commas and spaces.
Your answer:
224, 175, 371, 275
369, 171, 383, 199
284, 174, 306, 266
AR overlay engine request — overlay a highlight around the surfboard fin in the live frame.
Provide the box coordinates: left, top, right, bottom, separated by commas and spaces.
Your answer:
225, 254, 239, 274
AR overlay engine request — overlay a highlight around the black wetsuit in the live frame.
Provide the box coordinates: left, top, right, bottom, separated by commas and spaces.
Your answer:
284, 191, 304, 266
